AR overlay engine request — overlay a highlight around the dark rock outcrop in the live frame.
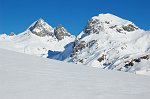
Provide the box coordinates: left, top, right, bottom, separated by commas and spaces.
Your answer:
9, 32, 15, 36
54, 25, 71, 40
84, 19, 104, 34
122, 24, 138, 32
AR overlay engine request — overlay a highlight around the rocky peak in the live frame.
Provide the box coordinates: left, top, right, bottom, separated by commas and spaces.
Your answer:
70, 13, 142, 66
83, 13, 139, 35
54, 24, 71, 40
36, 18, 44, 23
84, 18, 104, 35
28, 18, 54, 37
9, 32, 15, 36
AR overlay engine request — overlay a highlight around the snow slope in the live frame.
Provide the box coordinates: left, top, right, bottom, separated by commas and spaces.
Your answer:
0, 48, 150, 99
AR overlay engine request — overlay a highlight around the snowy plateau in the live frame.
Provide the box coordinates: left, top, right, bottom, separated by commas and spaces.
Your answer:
0, 13, 150, 76
0, 48, 150, 99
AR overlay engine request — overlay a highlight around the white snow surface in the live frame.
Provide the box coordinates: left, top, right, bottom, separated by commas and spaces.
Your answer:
0, 48, 150, 99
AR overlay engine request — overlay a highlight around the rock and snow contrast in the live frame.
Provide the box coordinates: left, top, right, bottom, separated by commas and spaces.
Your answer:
0, 18, 75, 57
0, 48, 150, 99
52, 13, 150, 75
0, 13, 150, 75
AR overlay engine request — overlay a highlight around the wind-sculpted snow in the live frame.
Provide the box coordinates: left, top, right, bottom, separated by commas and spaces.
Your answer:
0, 48, 150, 99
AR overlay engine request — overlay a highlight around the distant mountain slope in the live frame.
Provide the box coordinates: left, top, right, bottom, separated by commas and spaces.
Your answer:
0, 19, 75, 57
52, 13, 150, 75
0, 48, 150, 99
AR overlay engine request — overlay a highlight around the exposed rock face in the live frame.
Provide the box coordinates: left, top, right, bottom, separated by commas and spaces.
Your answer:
122, 24, 139, 32
84, 19, 104, 35
29, 18, 54, 37
83, 13, 139, 35
9, 32, 15, 36
28, 19, 72, 41
54, 25, 71, 40
73, 40, 87, 53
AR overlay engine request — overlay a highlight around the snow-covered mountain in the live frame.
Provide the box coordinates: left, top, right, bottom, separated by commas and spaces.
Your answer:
0, 18, 75, 57
52, 13, 150, 75
0, 13, 150, 75
0, 48, 150, 99
28, 18, 54, 37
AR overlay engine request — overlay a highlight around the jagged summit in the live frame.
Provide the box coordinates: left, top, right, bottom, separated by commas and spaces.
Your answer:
36, 18, 45, 23
54, 24, 71, 40
27, 19, 73, 40
28, 18, 54, 37
29, 18, 50, 28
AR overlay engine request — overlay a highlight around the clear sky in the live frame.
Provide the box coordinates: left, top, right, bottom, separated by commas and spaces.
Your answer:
0, 0, 150, 35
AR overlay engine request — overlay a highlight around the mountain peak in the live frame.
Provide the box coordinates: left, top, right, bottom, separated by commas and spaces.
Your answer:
29, 18, 46, 28
36, 18, 45, 24
28, 18, 54, 37
93, 13, 123, 20
83, 13, 139, 35
92, 13, 130, 26
54, 24, 72, 40
98, 13, 121, 18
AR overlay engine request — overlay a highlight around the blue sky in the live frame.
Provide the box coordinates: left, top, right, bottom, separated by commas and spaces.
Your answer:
0, 0, 150, 35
